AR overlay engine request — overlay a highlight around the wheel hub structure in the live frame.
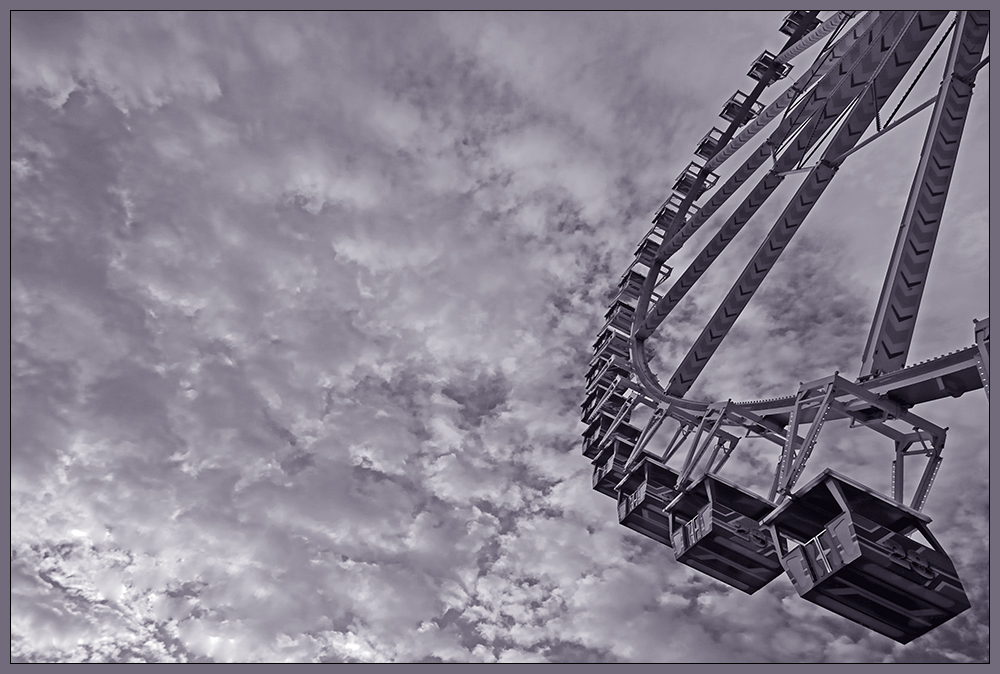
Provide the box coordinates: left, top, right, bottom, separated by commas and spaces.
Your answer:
581, 11, 989, 645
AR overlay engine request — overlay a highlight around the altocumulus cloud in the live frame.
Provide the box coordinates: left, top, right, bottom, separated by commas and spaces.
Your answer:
11, 11, 989, 663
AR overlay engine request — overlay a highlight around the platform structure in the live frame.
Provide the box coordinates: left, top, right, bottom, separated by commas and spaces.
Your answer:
585, 354, 630, 392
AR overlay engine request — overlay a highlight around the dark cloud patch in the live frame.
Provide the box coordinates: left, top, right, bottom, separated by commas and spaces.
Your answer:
432, 607, 492, 656
279, 450, 316, 477
346, 364, 428, 411
84, 363, 173, 434
262, 407, 298, 447
442, 369, 512, 429
164, 580, 207, 599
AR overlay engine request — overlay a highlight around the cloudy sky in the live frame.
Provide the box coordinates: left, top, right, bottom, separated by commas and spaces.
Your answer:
10, 11, 990, 663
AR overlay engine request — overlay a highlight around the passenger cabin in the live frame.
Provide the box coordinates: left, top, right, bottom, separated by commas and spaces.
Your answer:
762, 469, 972, 644
653, 193, 684, 225
641, 222, 669, 248
603, 300, 636, 335
613, 285, 660, 311
634, 238, 660, 267
747, 50, 792, 84
720, 90, 764, 126
665, 474, 783, 594
780, 11, 820, 37
672, 162, 719, 199
612, 285, 638, 310
616, 456, 681, 547
585, 354, 630, 391
590, 327, 630, 365
592, 437, 634, 499
582, 410, 640, 460
617, 269, 647, 303
694, 127, 725, 161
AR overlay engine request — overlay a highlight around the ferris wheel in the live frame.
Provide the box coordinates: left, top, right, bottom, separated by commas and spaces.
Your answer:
581, 11, 989, 645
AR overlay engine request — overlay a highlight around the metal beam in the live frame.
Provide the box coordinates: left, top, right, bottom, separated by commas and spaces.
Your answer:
892, 440, 909, 502
666, 12, 948, 397
678, 403, 731, 486
974, 317, 990, 398
623, 405, 669, 471
596, 393, 640, 453
703, 12, 876, 176
785, 384, 837, 490
636, 12, 897, 342
770, 387, 810, 501
860, 11, 990, 377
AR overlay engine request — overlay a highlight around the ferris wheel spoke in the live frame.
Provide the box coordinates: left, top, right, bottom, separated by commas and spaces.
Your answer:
634, 57, 857, 345
774, 11, 859, 65
652, 11, 894, 275
648, 15, 843, 256
703, 11, 880, 176
637, 12, 919, 343
664, 11, 949, 397
860, 10, 990, 378
633, 17, 873, 335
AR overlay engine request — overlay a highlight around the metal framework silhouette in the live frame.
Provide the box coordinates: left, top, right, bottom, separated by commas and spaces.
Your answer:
581, 11, 989, 644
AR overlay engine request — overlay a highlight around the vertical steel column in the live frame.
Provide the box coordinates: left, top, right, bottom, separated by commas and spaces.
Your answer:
711, 437, 739, 474
785, 382, 838, 490
910, 438, 945, 511
974, 317, 990, 399
678, 403, 730, 487
599, 393, 640, 453
623, 405, 668, 470
891, 440, 909, 503
662, 420, 693, 463
770, 388, 808, 501
584, 375, 620, 424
